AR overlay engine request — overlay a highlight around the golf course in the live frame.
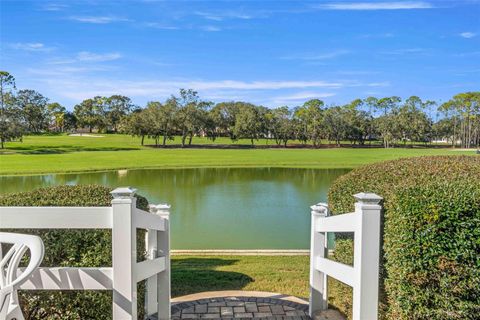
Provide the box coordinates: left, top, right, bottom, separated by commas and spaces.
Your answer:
0, 134, 472, 175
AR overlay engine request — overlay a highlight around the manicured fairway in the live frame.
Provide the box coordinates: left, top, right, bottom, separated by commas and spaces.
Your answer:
0, 134, 472, 175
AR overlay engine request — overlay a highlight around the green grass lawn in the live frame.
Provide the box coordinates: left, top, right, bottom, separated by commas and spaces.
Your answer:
172, 255, 310, 298
172, 255, 350, 317
0, 134, 473, 175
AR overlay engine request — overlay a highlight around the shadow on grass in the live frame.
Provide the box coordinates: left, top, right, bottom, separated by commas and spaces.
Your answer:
172, 258, 253, 297
3, 145, 140, 154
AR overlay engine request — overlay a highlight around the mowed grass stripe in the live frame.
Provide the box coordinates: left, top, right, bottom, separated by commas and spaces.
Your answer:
0, 147, 471, 175
0, 134, 473, 175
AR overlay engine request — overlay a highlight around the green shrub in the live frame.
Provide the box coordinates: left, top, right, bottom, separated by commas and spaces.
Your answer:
328, 156, 480, 320
0, 185, 149, 320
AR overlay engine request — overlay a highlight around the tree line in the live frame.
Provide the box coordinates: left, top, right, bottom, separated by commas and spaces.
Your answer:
1, 71, 479, 149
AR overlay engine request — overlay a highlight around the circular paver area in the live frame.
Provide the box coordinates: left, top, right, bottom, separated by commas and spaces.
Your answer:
170, 296, 310, 319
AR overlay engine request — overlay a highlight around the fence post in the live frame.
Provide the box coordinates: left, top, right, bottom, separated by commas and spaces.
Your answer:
145, 210, 158, 316
111, 187, 138, 320
352, 193, 382, 320
309, 202, 329, 317
150, 204, 171, 320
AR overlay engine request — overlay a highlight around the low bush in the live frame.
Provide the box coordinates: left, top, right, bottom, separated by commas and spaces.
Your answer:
0, 185, 149, 320
328, 156, 480, 320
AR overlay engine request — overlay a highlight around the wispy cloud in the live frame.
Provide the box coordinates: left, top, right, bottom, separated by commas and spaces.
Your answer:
315, 1, 433, 10
27, 65, 116, 77
358, 32, 394, 39
200, 25, 222, 32
380, 48, 426, 55
47, 51, 122, 64
459, 32, 476, 38
335, 70, 381, 75
281, 50, 350, 61
194, 11, 254, 21
271, 92, 336, 104
144, 22, 179, 30
184, 80, 343, 90
23, 64, 393, 106
143, 22, 222, 32
10, 42, 55, 52
453, 51, 480, 57
40, 3, 68, 11
68, 16, 131, 24
77, 51, 122, 62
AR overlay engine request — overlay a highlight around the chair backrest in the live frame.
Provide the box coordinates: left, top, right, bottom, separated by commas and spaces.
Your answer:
0, 232, 44, 317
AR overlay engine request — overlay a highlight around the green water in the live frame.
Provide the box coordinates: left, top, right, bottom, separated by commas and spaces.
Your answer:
0, 168, 348, 249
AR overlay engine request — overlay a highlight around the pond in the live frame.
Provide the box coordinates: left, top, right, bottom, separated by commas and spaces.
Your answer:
0, 168, 349, 249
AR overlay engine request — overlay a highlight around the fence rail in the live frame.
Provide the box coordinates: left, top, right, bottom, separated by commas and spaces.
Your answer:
0, 187, 171, 320
309, 193, 382, 320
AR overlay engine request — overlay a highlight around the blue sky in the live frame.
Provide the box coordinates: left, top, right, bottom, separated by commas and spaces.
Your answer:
1, 0, 479, 109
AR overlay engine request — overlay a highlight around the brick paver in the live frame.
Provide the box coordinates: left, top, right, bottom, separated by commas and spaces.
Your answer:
167, 296, 311, 319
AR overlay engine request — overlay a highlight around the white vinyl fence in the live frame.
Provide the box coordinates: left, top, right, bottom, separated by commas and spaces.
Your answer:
0, 187, 171, 320
309, 193, 382, 320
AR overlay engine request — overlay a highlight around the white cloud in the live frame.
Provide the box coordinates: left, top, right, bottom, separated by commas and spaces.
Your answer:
453, 51, 480, 57
315, 1, 433, 10
40, 3, 68, 11
358, 33, 394, 39
335, 70, 381, 75
271, 92, 336, 104
76, 51, 122, 62
68, 16, 130, 24
194, 11, 253, 21
185, 80, 343, 90
144, 22, 179, 30
24, 77, 348, 101
201, 25, 222, 32
380, 48, 426, 55
459, 32, 476, 38
27, 65, 116, 77
282, 50, 350, 60
46, 51, 122, 65
10, 42, 55, 52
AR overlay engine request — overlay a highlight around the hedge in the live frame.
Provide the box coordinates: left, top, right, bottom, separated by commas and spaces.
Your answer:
0, 185, 149, 320
327, 156, 480, 320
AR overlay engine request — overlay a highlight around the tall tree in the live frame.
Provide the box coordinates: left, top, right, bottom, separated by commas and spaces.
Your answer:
63, 111, 78, 131
269, 106, 293, 147
121, 108, 150, 145
16, 89, 49, 133
396, 96, 433, 145
105, 95, 134, 132
439, 92, 480, 148
210, 102, 241, 140
365, 96, 401, 148
0, 71, 23, 148
146, 101, 177, 146
172, 89, 209, 147
73, 97, 106, 132
233, 104, 265, 145
293, 99, 324, 147
323, 106, 348, 146
47, 102, 67, 132
343, 99, 373, 145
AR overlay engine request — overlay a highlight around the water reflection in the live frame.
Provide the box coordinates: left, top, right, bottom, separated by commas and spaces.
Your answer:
0, 168, 349, 249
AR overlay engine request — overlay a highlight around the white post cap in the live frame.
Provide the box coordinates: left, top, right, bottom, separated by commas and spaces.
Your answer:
110, 187, 137, 199
311, 202, 329, 215
353, 192, 383, 205
149, 203, 171, 214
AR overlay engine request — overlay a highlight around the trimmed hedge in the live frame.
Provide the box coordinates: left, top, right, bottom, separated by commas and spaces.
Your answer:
0, 185, 148, 320
328, 156, 480, 320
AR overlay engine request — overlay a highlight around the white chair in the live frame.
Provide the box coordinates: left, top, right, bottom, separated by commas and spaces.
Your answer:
0, 232, 44, 320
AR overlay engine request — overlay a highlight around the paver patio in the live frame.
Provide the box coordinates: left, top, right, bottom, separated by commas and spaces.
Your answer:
149, 296, 311, 319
